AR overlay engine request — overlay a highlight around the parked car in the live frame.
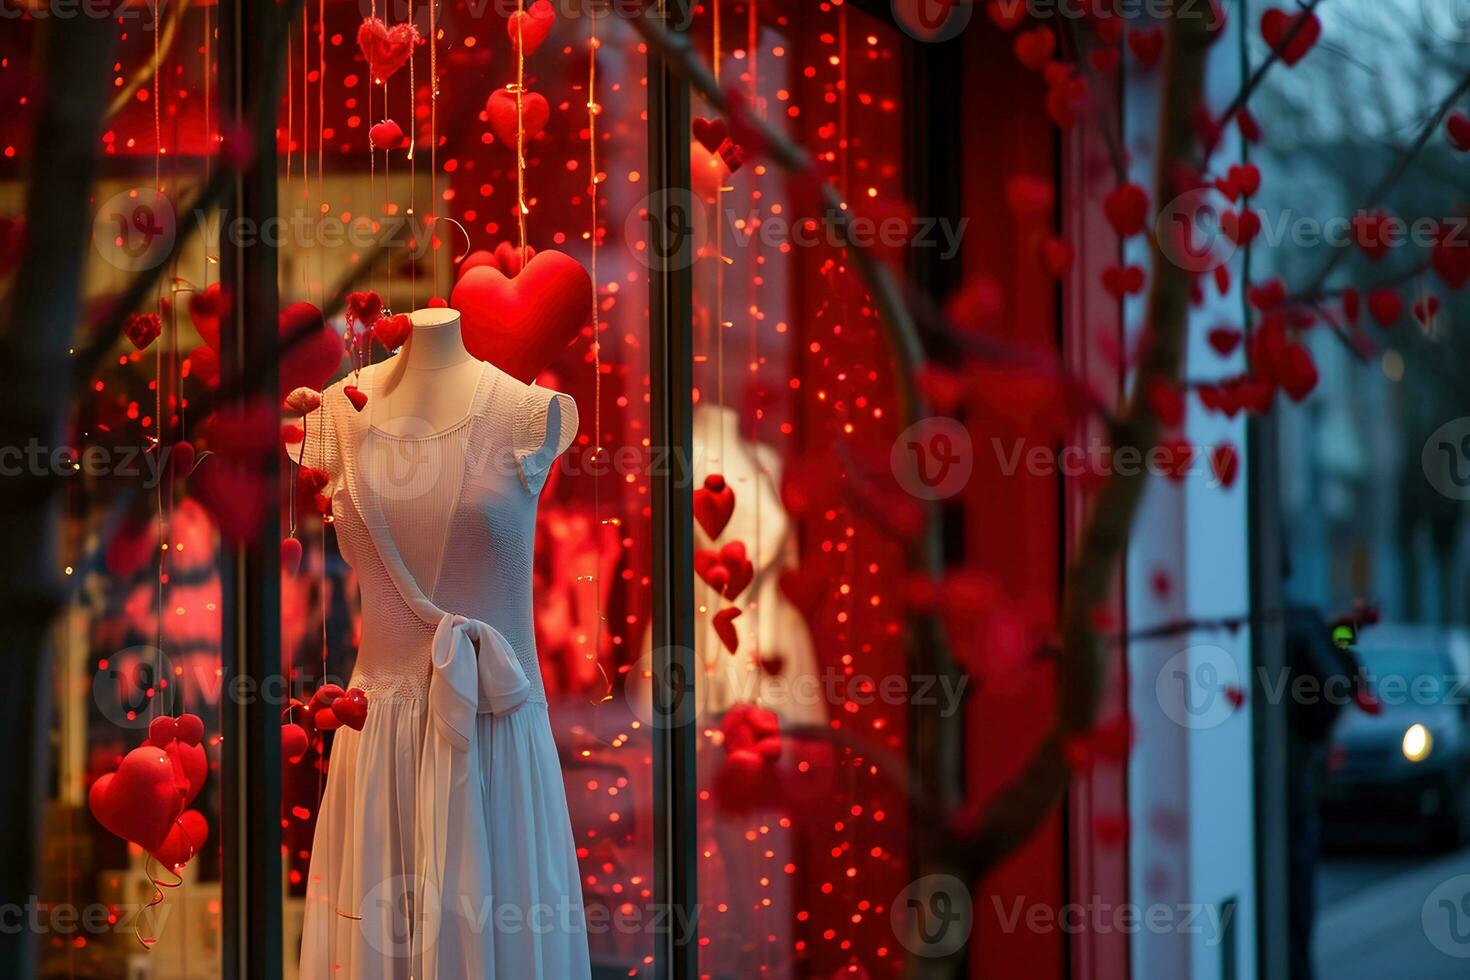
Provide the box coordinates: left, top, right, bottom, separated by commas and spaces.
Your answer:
1320, 626, 1470, 850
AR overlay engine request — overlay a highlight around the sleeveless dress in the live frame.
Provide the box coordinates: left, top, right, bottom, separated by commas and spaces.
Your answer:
297, 360, 592, 980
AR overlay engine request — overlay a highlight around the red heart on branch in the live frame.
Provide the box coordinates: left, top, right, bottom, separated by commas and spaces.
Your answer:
485, 87, 551, 147
1211, 443, 1240, 489
451, 249, 592, 382
357, 17, 420, 84
693, 473, 736, 539
1207, 327, 1243, 356
1260, 8, 1321, 67
507, 0, 555, 57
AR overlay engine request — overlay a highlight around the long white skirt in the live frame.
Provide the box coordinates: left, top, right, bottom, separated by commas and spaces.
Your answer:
298, 698, 591, 979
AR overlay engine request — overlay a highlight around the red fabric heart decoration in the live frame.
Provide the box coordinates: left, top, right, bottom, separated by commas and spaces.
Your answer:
1211, 443, 1240, 489
344, 385, 368, 412
451, 249, 592, 382
1103, 183, 1149, 238
1127, 29, 1163, 68
88, 745, 183, 851
713, 607, 742, 654
357, 18, 420, 84
282, 723, 309, 763
719, 541, 754, 600
124, 312, 162, 351
279, 302, 345, 397
693, 473, 736, 539
1260, 8, 1320, 67
148, 713, 207, 807
189, 283, 229, 350
1227, 163, 1262, 198
692, 116, 729, 155
151, 809, 209, 871
460, 241, 537, 280
1101, 265, 1146, 299
1207, 327, 1242, 357
345, 290, 384, 333
486, 87, 551, 147
507, 0, 555, 56
1367, 288, 1403, 327
281, 535, 303, 574
305, 683, 346, 732
1449, 112, 1470, 152
188, 344, 220, 387
1012, 27, 1056, 71
717, 140, 745, 174
331, 688, 370, 730
369, 118, 405, 150
1351, 211, 1393, 262
374, 312, 412, 350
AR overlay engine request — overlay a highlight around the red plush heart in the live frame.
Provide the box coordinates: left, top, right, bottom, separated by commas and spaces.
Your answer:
485, 88, 551, 147
719, 542, 754, 601
345, 290, 384, 333
151, 809, 209, 872
281, 535, 303, 574
694, 473, 736, 539
1260, 8, 1320, 67
1104, 183, 1149, 238
374, 312, 412, 351
189, 283, 229, 350
369, 118, 405, 150
306, 683, 346, 732
124, 312, 162, 351
279, 302, 344, 397
451, 249, 592, 382
344, 385, 368, 412
332, 688, 370, 731
1127, 29, 1163, 68
1367, 288, 1403, 327
89, 745, 183, 851
718, 140, 745, 174
1012, 27, 1056, 71
1449, 112, 1470, 152
357, 17, 419, 84
1433, 226, 1470, 290
281, 723, 309, 763
1227, 163, 1262, 198
713, 607, 742, 654
507, 0, 555, 56
148, 713, 207, 807
692, 116, 729, 155
170, 440, 197, 478
1101, 265, 1146, 299
1207, 327, 1243, 357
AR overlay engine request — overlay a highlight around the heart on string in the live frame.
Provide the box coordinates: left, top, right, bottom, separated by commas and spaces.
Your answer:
282, 723, 309, 763
451, 248, 593, 382
151, 809, 209, 872
1449, 112, 1470, 152
369, 118, 405, 151
357, 17, 420, 84
344, 385, 369, 412
280, 302, 345, 397
1260, 8, 1321, 67
692, 116, 729, 155
88, 745, 184, 852
695, 541, 754, 601
281, 535, 303, 574
693, 473, 736, 539
1040, 236, 1074, 277
345, 291, 384, 334
189, 283, 229, 350
712, 607, 742, 654
507, 0, 555, 56
1127, 28, 1163, 67
485, 87, 551, 147
124, 313, 162, 351
374, 312, 412, 351
148, 713, 207, 807
1367, 288, 1403, 327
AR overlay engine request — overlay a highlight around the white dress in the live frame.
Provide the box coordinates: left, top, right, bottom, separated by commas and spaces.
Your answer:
297, 360, 592, 980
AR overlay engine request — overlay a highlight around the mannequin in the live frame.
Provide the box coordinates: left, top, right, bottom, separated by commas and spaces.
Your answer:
369, 307, 485, 437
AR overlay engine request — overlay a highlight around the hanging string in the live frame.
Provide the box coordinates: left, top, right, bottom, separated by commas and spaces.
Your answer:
317, 0, 326, 306
407, 0, 418, 311
303, 3, 314, 302
514, 0, 529, 265
713, 0, 726, 465
587, 5, 612, 703
428, 0, 439, 289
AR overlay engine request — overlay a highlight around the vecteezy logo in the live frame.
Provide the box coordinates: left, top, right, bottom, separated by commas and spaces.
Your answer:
360, 873, 440, 958
891, 0, 973, 43
625, 646, 704, 730
1155, 188, 1236, 274
625, 189, 708, 272
892, 874, 972, 958
891, 417, 973, 501
1422, 874, 1470, 957
92, 188, 176, 272
93, 646, 172, 729
1156, 645, 1242, 731
1423, 418, 1470, 501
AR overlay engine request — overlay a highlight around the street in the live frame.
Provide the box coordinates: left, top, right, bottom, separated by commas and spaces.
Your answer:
1315, 847, 1470, 978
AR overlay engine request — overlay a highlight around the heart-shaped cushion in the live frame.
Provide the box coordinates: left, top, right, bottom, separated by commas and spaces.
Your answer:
89, 745, 185, 851
357, 18, 419, 84
486, 88, 551, 147
451, 249, 592, 382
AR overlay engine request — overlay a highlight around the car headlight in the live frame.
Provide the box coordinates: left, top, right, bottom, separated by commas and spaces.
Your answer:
1402, 723, 1434, 763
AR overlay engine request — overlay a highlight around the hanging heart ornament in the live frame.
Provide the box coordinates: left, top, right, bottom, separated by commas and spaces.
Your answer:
357, 18, 420, 84
486, 87, 551, 147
